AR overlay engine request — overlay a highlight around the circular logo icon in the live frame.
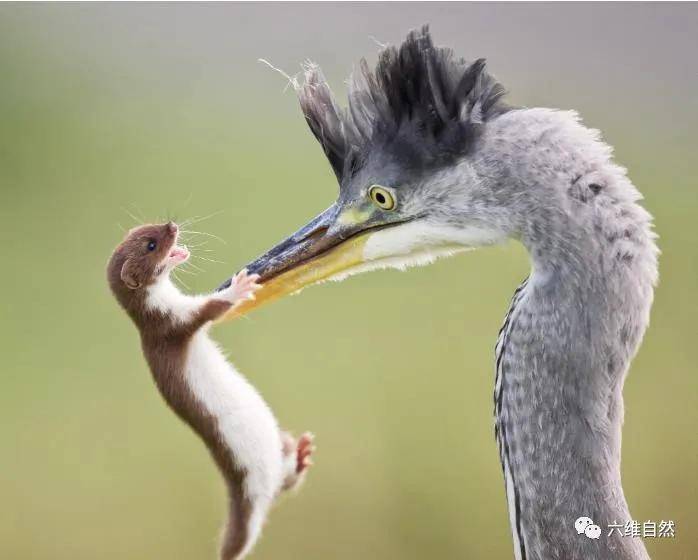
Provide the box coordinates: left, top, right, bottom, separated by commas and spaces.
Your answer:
584, 524, 602, 539
575, 516, 594, 534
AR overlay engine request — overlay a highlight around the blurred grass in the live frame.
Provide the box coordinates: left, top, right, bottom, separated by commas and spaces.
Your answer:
0, 5, 696, 560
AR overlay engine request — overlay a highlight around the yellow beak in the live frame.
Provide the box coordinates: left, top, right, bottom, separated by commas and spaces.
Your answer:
219, 232, 370, 321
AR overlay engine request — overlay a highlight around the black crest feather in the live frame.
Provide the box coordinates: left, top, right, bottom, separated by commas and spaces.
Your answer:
296, 26, 510, 181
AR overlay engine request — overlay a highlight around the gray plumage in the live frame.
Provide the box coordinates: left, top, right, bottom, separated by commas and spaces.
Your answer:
240, 26, 659, 560
482, 107, 657, 560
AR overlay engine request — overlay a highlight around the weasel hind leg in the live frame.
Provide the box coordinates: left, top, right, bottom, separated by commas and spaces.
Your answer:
281, 431, 315, 491
220, 432, 314, 559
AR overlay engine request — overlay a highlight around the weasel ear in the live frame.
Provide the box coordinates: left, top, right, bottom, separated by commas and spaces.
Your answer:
121, 258, 142, 290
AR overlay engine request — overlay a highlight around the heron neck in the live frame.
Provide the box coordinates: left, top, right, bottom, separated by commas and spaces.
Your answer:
469, 107, 657, 558
495, 211, 655, 560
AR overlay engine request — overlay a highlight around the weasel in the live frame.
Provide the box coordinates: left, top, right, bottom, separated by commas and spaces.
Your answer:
107, 222, 314, 560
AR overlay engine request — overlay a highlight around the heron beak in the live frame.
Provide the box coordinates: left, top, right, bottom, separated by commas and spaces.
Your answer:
217, 203, 391, 320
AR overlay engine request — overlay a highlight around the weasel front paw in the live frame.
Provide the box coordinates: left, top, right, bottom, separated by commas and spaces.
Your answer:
221, 269, 261, 304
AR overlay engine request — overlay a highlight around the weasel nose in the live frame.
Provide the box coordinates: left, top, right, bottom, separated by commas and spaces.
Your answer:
167, 222, 178, 235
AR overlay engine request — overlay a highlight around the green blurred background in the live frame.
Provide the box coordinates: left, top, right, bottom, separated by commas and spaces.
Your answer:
1, 3, 696, 559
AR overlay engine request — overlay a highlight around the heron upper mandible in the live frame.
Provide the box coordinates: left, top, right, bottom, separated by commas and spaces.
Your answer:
219, 26, 657, 560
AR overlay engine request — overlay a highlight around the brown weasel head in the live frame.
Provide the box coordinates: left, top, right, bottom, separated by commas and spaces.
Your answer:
107, 222, 190, 310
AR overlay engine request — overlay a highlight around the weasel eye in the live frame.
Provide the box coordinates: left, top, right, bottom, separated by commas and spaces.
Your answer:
368, 185, 396, 211
147, 240, 157, 252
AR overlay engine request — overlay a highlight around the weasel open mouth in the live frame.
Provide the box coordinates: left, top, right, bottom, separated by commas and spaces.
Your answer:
168, 245, 190, 264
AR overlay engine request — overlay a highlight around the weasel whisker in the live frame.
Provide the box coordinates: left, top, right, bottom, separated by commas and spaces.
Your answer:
176, 266, 197, 276
129, 203, 147, 222
121, 206, 143, 225
182, 238, 211, 248
180, 210, 225, 228
183, 261, 205, 273
180, 229, 227, 244
170, 269, 190, 290
193, 255, 226, 265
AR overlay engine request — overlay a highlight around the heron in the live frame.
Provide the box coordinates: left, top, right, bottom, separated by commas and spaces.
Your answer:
219, 27, 657, 560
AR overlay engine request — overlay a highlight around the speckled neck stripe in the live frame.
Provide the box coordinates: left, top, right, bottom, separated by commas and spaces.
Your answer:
494, 278, 529, 560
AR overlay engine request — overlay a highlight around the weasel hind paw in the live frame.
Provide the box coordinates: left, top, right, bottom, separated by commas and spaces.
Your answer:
281, 432, 315, 491
296, 432, 315, 473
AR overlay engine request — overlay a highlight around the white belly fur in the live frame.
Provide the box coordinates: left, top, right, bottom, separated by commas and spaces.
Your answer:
185, 330, 284, 504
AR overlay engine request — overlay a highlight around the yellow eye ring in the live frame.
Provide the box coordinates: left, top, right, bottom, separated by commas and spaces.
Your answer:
368, 185, 396, 211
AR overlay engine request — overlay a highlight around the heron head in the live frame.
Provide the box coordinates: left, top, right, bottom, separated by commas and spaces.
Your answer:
221, 26, 513, 318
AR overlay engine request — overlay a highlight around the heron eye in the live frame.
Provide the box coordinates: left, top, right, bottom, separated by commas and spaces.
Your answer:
368, 185, 396, 211
147, 240, 157, 252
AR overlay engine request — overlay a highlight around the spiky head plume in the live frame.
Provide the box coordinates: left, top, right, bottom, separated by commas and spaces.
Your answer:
296, 25, 510, 183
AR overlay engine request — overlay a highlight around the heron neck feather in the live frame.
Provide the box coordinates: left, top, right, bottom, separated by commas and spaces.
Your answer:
486, 109, 657, 560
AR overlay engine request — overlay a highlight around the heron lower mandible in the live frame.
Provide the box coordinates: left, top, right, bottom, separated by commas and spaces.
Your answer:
220, 26, 657, 560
